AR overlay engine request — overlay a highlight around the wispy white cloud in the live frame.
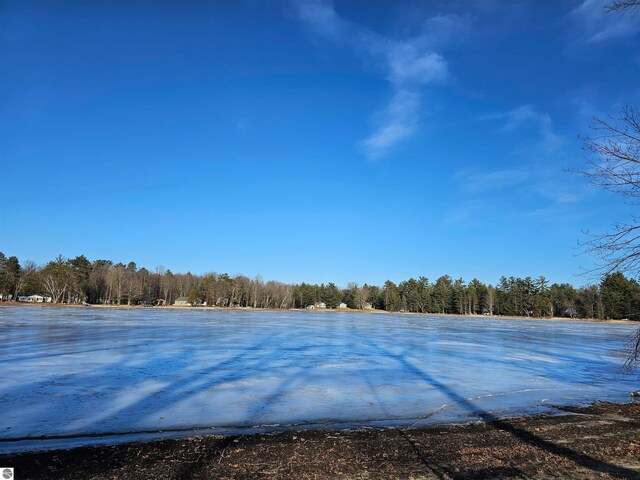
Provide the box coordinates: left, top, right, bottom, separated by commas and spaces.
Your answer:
456, 167, 529, 194
383, 44, 448, 86
448, 166, 588, 226
443, 198, 491, 226
294, 0, 348, 41
572, 0, 640, 43
530, 176, 584, 203
481, 104, 563, 151
359, 89, 420, 159
291, 0, 461, 158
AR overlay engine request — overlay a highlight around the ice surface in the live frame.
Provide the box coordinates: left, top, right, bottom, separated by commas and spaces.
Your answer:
0, 307, 638, 452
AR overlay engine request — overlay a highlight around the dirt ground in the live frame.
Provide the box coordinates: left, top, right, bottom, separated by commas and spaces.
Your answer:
1, 402, 639, 479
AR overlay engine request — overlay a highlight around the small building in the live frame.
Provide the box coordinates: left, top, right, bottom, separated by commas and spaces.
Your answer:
174, 296, 191, 306
18, 294, 52, 303
314, 302, 327, 309
338, 302, 348, 309
154, 299, 166, 306
0, 294, 13, 302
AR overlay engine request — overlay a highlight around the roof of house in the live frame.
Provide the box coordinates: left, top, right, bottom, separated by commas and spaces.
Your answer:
175, 296, 189, 302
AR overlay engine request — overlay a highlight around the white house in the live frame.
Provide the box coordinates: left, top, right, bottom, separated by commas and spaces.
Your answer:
174, 296, 191, 306
18, 294, 52, 303
338, 302, 348, 309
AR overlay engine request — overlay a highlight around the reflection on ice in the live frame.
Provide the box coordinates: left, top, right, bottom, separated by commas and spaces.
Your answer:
0, 307, 637, 451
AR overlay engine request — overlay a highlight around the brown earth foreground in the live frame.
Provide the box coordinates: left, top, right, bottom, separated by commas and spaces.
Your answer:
2, 402, 640, 480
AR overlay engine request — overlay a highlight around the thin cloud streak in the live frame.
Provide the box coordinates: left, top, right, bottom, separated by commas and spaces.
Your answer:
291, 0, 454, 158
359, 89, 420, 159
481, 104, 563, 151
572, 0, 640, 43
456, 167, 529, 194
448, 166, 588, 226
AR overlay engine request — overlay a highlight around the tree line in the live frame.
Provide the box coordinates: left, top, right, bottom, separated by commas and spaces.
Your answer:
1, 252, 639, 320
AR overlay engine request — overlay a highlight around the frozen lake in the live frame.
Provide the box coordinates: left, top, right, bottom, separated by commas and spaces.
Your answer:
0, 306, 638, 452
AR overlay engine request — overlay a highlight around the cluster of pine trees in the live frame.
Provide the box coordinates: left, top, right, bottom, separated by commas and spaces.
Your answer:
0, 252, 639, 320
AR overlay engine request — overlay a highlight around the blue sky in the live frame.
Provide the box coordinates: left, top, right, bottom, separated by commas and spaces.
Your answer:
1, 0, 639, 287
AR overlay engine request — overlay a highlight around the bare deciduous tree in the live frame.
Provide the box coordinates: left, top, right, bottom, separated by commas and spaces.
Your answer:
577, 106, 640, 372
578, 107, 640, 276
42, 256, 71, 303
354, 285, 370, 310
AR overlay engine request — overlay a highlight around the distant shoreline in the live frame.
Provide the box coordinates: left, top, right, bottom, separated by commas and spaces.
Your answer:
0, 301, 636, 324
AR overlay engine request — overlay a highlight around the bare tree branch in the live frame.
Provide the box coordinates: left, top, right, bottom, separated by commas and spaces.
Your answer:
575, 106, 640, 371
623, 328, 640, 373
605, 0, 640, 15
